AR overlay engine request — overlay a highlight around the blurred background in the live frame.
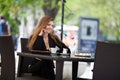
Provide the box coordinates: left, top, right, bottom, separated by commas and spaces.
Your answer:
1, 0, 120, 79
1, 0, 120, 51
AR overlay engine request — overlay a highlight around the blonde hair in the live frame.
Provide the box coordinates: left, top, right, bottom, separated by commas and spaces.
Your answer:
27, 15, 62, 50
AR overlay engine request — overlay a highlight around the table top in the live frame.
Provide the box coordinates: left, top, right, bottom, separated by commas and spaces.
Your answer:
17, 52, 94, 62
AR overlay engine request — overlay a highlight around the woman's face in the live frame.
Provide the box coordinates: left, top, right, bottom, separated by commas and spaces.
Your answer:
43, 21, 54, 34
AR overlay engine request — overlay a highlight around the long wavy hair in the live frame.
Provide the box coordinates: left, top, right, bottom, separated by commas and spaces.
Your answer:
27, 15, 62, 50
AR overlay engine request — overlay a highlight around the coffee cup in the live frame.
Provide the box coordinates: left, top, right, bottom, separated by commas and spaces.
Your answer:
63, 48, 68, 54
50, 47, 57, 53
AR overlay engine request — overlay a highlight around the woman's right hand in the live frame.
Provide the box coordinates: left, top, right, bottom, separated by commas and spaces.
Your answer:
39, 29, 44, 36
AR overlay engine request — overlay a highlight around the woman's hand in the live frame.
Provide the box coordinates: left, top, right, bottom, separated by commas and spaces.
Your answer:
39, 29, 44, 36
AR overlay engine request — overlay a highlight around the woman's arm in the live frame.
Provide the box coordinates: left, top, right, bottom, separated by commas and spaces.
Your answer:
55, 35, 71, 54
61, 43, 71, 53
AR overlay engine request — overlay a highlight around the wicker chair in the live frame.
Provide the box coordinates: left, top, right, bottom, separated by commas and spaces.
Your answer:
92, 41, 120, 80
17, 38, 48, 80
0, 35, 15, 80
17, 38, 34, 77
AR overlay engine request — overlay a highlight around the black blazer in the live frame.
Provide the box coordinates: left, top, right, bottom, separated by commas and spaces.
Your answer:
32, 34, 71, 55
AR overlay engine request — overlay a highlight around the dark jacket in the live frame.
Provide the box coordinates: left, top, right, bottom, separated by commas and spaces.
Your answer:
33, 34, 71, 54
29, 34, 71, 80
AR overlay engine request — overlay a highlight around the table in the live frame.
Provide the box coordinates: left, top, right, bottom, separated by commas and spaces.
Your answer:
17, 52, 94, 80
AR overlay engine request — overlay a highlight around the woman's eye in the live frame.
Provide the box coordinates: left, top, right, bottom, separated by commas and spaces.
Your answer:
47, 24, 54, 27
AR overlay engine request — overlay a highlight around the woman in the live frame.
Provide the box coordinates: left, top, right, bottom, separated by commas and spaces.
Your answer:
27, 15, 71, 80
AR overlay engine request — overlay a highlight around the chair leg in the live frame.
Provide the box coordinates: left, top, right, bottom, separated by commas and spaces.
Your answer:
17, 56, 24, 77
77, 78, 92, 80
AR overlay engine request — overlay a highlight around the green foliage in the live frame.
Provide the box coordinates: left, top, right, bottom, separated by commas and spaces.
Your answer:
56, 0, 120, 40
0, 0, 21, 35
105, 40, 120, 44
0, 0, 61, 36
1, 0, 120, 41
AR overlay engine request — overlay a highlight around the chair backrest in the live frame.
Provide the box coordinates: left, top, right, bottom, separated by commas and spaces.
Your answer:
17, 38, 34, 77
0, 35, 15, 80
93, 41, 120, 80
20, 38, 30, 53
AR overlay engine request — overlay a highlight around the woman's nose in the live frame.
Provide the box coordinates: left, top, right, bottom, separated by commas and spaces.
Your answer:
48, 25, 53, 29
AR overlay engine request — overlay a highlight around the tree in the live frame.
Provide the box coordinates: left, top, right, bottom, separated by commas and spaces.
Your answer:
1, 0, 120, 41
0, 0, 61, 35
62, 0, 120, 41
42, 0, 61, 19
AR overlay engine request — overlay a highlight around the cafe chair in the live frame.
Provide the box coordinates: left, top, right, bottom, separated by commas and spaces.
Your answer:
17, 38, 49, 80
92, 41, 120, 80
17, 38, 34, 77
0, 35, 15, 80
